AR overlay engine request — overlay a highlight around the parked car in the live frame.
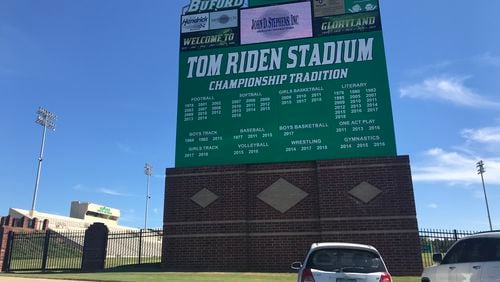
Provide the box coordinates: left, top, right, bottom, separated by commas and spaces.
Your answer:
421, 231, 500, 282
291, 242, 392, 282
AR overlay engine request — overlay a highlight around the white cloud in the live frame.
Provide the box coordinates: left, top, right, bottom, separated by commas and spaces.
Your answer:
474, 53, 500, 67
407, 61, 453, 76
412, 148, 500, 185
97, 187, 131, 197
400, 76, 500, 108
153, 174, 165, 179
427, 203, 438, 209
119, 213, 140, 224
117, 143, 135, 154
473, 191, 485, 200
73, 184, 135, 197
462, 127, 500, 144
72, 184, 86, 191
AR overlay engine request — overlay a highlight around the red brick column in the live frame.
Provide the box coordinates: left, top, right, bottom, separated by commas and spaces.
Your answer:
0, 226, 11, 271
162, 156, 423, 275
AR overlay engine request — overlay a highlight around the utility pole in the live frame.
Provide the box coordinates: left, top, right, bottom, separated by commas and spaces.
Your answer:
476, 160, 493, 231
144, 163, 153, 230
31, 107, 57, 217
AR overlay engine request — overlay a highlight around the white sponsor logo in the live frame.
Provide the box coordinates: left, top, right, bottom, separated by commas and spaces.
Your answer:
348, 4, 363, 13
181, 13, 209, 33
365, 4, 378, 11
186, 0, 244, 14
348, 3, 378, 13
210, 9, 238, 30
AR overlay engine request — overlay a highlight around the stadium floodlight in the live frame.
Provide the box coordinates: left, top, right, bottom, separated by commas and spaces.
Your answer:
31, 107, 57, 217
476, 160, 492, 231
144, 163, 153, 230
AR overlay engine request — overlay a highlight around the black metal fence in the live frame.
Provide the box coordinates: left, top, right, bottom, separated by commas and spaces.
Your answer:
5, 228, 163, 272
419, 228, 479, 267
105, 229, 163, 268
6, 229, 85, 272
5, 227, 482, 271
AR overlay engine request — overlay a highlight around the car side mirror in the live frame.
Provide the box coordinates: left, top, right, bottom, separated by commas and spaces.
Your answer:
291, 262, 302, 270
432, 253, 443, 263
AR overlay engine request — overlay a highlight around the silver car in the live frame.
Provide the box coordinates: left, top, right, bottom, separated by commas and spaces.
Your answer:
292, 242, 392, 282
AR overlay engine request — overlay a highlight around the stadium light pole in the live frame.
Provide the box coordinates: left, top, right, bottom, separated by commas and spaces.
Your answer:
144, 163, 153, 230
476, 160, 493, 231
30, 107, 57, 217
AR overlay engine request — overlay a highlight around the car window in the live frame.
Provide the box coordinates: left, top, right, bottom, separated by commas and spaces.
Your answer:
306, 248, 386, 273
442, 240, 465, 264
444, 237, 500, 264
475, 238, 500, 262
491, 238, 500, 261
458, 238, 484, 263
455, 238, 500, 263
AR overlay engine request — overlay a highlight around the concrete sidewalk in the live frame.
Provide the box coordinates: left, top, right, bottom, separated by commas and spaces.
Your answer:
0, 277, 87, 282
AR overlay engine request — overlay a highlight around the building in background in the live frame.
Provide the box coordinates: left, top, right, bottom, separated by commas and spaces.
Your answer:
9, 201, 135, 231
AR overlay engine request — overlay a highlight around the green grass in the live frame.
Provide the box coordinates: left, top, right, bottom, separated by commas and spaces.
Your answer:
0, 271, 419, 282
7, 257, 161, 271
105, 257, 162, 269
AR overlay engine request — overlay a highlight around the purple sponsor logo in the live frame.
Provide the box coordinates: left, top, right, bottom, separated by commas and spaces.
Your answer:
251, 8, 300, 37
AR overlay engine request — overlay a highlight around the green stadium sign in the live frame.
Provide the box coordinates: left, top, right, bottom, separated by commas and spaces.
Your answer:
176, 0, 396, 167
97, 206, 112, 215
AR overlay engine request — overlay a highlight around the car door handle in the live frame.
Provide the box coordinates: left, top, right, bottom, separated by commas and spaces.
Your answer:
449, 266, 456, 270
472, 265, 481, 270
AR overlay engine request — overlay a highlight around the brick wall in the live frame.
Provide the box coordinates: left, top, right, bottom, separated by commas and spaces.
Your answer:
162, 156, 423, 275
0, 227, 9, 271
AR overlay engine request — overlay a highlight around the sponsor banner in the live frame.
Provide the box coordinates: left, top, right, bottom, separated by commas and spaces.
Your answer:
345, 0, 378, 14
210, 9, 238, 30
313, 0, 345, 17
240, 1, 313, 45
313, 0, 378, 17
184, 0, 244, 15
180, 28, 239, 51
181, 13, 209, 33
248, 0, 301, 7
313, 11, 380, 37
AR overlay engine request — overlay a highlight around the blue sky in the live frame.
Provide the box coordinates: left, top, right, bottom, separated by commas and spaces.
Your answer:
1, 0, 499, 230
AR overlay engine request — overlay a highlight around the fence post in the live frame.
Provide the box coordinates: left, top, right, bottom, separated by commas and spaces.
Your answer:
138, 229, 143, 265
453, 229, 458, 241
81, 223, 109, 272
2, 232, 14, 272
41, 230, 51, 272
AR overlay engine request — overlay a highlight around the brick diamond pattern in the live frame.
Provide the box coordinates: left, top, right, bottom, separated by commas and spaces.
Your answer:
348, 181, 382, 204
257, 178, 308, 213
190, 188, 219, 208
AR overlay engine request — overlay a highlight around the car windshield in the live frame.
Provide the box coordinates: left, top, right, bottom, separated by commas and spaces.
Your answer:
306, 248, 387, 273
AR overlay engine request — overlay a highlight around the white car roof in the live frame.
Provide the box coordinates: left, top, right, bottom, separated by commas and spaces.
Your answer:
461, 231, 500, 239
310, 242, 380, 254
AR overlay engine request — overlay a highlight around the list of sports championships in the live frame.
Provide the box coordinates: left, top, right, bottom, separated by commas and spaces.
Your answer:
176, 0, 396, 167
